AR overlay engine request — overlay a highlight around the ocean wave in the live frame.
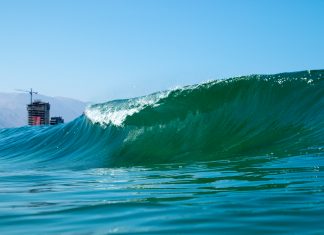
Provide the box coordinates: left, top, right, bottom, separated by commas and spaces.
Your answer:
0, 70, 323, 169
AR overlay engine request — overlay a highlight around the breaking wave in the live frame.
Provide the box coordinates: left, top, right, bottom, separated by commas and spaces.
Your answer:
0, 70, 323, 169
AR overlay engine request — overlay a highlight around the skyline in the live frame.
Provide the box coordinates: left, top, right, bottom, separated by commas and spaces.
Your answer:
0, 0, 323, 102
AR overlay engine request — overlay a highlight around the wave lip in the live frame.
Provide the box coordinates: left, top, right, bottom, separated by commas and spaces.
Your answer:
85, 91, 170, 126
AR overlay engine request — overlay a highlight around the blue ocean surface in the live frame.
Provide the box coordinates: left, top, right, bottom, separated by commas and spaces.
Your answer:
0, 70, 324, 234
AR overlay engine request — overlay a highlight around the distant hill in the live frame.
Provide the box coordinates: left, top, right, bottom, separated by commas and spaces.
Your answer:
0, 93, 87, 128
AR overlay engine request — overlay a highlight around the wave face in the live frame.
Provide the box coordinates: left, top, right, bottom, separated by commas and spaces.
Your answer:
0, 70, 323, 169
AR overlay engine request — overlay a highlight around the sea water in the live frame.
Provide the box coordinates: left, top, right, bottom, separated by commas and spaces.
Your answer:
0, 70, 323, 234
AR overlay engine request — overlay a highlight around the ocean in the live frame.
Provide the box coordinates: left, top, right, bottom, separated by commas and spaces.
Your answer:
0, 70, 323, 234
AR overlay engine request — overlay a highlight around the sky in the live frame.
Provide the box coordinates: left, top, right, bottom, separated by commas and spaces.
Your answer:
0, 0, 323, 102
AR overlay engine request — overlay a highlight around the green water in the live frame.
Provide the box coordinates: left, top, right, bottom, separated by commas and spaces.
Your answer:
1, 155, 323, 234
0, 70, 323, 234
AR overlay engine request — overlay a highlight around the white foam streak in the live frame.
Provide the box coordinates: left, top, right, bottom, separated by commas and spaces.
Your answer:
84, 91, 169, 126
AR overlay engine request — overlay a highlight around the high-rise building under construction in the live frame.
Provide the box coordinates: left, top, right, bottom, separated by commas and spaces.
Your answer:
27, 101, 50, 125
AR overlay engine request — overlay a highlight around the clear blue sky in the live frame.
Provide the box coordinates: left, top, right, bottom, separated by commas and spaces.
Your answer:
0, 0, 323, 102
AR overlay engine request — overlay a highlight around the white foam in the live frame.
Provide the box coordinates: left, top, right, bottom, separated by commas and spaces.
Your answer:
85, 91, 170, 126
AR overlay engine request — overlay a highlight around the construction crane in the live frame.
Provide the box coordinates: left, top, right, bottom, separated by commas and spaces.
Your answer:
16, 88, 38, 105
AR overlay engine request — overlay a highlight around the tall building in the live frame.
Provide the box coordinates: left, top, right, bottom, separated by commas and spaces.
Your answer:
27, 101, 50, 125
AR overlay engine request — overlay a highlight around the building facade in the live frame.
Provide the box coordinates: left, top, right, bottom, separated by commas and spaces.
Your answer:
50, 117, 64, 125
27, 101, 50, 125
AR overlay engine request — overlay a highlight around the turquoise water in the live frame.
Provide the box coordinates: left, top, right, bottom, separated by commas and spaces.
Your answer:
0, 70, 324, 234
